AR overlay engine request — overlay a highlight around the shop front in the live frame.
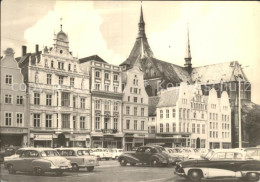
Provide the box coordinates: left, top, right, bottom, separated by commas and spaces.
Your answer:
0, 127, 28, 148
32, 134, 53, 147
123, 133, 146, 151
69, 134, 91, 148
92, 135, 122, 149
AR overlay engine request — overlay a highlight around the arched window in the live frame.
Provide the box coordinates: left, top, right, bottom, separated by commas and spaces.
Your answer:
167, 83, 173, 88
45, 59, 48, 67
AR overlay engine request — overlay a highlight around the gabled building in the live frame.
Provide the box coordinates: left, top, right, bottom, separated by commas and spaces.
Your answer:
80, 55, 123, 148
0, 48, 29, 148
17, 25, 91, 148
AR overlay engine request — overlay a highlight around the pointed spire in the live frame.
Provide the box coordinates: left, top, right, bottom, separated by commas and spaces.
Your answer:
140, 3, 144, 23
137, 2, 146, 39
185, 24, 192, 59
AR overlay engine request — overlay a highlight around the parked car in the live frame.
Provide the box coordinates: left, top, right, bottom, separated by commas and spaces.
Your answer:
110, 149, 123, 160
4, 148, 71, 176
57, 148, 99, 172
0, 147, 19, 163
91, 148, 112, 160
244, 147, 260, 160
187, 148, 210, 160
4, 147, 31, 161
118, 145, 174, 167
165, 148, 185, 163
174, 149, 260, 182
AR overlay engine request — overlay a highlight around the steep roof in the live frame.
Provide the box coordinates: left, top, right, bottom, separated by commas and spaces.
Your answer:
148, 96, 160, 116
191, 61, 248, 84
157, 88, 180, 107
79, 55, 107, 64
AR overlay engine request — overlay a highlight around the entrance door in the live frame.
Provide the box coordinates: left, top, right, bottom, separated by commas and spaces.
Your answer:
196, 138, 201, 148
57, 134, 66, 147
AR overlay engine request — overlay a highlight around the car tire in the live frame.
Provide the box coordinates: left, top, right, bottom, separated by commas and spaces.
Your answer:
150, 159, 160, 167
8, 165, 16, 174
188, 170, 202, 182
34, 167, 44, 176
87, 166, 94, 172
72, 164, 79, 172
56, 170, 63, 176
245, 172, 259, 182
119, 158, 127, 166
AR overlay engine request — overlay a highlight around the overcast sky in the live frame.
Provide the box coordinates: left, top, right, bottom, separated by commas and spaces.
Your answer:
1, 0, 260, 104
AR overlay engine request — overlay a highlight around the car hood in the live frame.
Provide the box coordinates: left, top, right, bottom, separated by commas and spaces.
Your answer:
43, 156, 70, 166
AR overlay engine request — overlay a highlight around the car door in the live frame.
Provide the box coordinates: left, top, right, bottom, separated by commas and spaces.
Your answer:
135, 147, 146, 163
23, 150, 39, 172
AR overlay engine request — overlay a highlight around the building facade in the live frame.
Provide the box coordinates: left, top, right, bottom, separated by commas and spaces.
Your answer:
18, 27, 91, 148
80, 56, 123, 148
121, 59, 149, 151
0, 48, 29, 148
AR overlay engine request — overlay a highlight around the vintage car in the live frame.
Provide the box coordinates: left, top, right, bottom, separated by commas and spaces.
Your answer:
118, 145, 174, 167
174, 149, 260, 182
187, 148, 210, 160
110, 149, 123, 160
0, 146, 20, 163
4, 148, 71, 176
91, 148, 112, 160
57, 148, 99, 172
244, 147, 260, 160
165, 148, 185, 163
4, 147, 31, 161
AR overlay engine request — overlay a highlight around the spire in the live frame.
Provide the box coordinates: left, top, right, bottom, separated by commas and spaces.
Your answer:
137, 3, 146, 39
184, 24, 192, 73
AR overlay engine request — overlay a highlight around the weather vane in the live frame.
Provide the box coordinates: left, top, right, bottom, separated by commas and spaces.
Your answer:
60, 18, 63, 31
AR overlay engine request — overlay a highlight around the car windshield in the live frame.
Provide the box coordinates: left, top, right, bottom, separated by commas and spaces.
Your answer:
16, 150, 24, 155
77, 150, 91, 156
204, 150, 214, 159
41, 150, 60, 157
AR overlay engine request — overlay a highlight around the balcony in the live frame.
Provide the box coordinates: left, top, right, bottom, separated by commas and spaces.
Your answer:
101, 129, 118, 134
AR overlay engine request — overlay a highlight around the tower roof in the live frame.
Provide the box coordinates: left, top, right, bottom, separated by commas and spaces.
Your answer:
185, 25, 192, 59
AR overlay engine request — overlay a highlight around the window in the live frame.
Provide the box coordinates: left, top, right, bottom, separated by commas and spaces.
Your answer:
141, 108, 144, 116
80, 98, 85, 109
5, 75, 12, 84
114, 86, 118, 93
187, 109, 190, 119
179, 109, 182, 119
47, 74, 52, 85
70, 78, 75, 87
95, 83, 100, 90
114, 102, 118, 111
172, 109, 176, 118
114, 118, 118, 130
179, 122, 182, 132
160, 124, 163, 133
202, 113, 204, 119
105, 101, 110, 110
58, 62, 64, 69
126, 120, 130, 129
187, 123, 189, 132
51, 61, 54, 68
193, 112, 196, 118
33, 114, 40, 127
62, 114, 70, 128
113, 74, 118, 81
16, 113, 23, 126
160, 110, 163, 119
151, 126, 155, 134
34, 93, 40, 105
73, 116, 76, 129
46, 114, 52, 128
46, 94, 52, 106
128, 96, 130, 102
134, 97, 137, 103
173, 123, 176, 132
134, 88, 138, 94
68, 64, 71, 71
5, 113, 12, 126
141, 98, 143, 103
192, 124, 195, 133
166, 123, 169, 132
74, 65, 76, 72
134, 107, 137, 116
95, 100, 101, 110
197, 124, 200, 134
61, 92, 70, 107
166, 109, 169, 118
15, 96, 23, 105
141, 121, 145, 130
134, 120, 137, 130
5, 94, 12, 104
183, 109, 185, 119
105, 84, 109, 92
202, 124, 205, 134
95, 117, 100, 130
105, 72, 109, 80
80, 116, 85, 129
73, 96, 76, 108
58, 76, 63, 85
126, 106, 130, 115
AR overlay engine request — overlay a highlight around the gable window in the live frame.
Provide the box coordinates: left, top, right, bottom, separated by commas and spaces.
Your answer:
5, 94, 12, 104
5, 75, 12, 84
5, 112, 12, 126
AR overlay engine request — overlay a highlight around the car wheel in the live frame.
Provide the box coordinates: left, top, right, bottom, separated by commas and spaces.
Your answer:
188, 170, 202, 182
150, 159, 160, 167
130, 163, 136, 166
56, 170, 63, 176
106, 158, 110, 161
246, 172, 259, 182
34, 167, 44, 176
72, 164, 79, 172
87, 166, 94, 172
8, 165, 16, 174
119, 158, 127, 166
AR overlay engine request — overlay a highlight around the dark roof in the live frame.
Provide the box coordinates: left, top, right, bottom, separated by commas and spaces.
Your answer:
15, 57, 21, 62
79, 55, 107, 64
157, 89, 179, 107
148, 96, 160, 116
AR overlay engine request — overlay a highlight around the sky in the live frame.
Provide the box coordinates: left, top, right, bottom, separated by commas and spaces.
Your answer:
1, 0, 260, 104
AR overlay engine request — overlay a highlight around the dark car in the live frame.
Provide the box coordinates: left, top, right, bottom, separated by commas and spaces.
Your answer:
174, 149, 260, 182
0, 147, 19, 163
118, 146, 174, 167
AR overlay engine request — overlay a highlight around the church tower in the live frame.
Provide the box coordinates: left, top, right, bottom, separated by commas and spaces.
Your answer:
184, 25, 192, 74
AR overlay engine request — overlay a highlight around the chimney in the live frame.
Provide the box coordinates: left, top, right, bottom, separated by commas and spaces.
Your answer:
22, 46, 27, 56
36, 44, 39, 54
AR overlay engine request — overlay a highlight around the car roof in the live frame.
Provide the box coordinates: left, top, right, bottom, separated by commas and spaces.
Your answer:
211, 149, 246, 153
20, 148, 55, 152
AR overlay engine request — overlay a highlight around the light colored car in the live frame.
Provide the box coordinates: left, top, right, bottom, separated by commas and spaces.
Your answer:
91, 148, 112, 160
165, 148, 185, 163
175, 149, 260, 182
57, 148, 99, 172
244, 147, 260, 160
4, 147, 32, 161
110, 149, 123, 160
4, 148, 71, 176
187, 148, 210, 160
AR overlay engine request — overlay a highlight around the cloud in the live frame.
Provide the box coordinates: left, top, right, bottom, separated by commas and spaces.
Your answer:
24, 1, 125, 65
